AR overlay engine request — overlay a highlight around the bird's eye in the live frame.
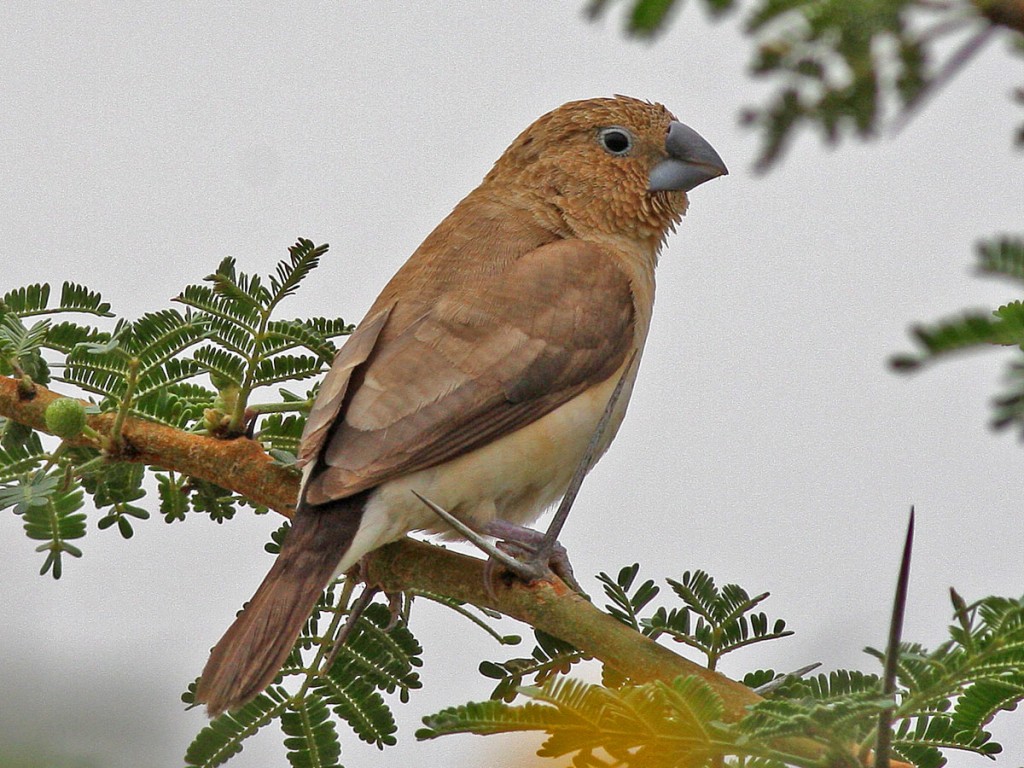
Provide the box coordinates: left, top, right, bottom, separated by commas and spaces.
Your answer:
599, 127, 633, 156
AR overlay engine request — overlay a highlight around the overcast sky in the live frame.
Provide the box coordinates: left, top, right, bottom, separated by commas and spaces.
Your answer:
2, 4, 1022, 767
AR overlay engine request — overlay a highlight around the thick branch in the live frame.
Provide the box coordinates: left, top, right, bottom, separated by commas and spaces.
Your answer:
0, 375, 297, 513
1, 375, 758, 711
367, 537, 760, 717
1, 375, 909, 764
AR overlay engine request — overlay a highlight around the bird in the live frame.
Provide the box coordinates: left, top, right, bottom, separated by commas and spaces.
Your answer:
195, 95, 727, 715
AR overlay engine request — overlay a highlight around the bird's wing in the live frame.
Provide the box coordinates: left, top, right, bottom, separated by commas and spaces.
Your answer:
302, 239, 635, 505
296, 305, 392, 467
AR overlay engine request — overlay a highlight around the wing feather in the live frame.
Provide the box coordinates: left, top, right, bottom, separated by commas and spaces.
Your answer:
302, 240, 635, 505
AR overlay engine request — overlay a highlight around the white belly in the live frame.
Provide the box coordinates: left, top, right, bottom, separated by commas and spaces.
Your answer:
335, 358, 638, 573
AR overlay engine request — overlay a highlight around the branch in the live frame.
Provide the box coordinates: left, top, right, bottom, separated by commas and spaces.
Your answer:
365, 537, 759, 717
976, 0, 1024, 34
0, 374, 909, 765
1, 374, 751, 695
0, 375, 297, 513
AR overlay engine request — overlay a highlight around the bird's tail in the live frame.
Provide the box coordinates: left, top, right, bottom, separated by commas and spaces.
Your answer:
195, 494, 365, 716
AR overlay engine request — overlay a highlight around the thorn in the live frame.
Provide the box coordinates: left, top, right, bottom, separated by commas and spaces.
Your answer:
411, 491, 545, 582
874, 507, 915, 768
752, 662, 822, 695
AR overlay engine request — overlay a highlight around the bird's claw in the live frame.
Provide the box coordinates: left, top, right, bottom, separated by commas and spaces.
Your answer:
485, 520, 587, 597
413, 491, 581, 598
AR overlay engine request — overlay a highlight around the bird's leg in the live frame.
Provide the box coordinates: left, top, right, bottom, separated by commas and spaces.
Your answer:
412, 491, 547, 583
481, 519, 584, 595
511, 352, 637, 585
414, 353, 636, 598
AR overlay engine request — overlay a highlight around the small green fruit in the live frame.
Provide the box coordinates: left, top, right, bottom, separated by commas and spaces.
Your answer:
44, 398, 88, 438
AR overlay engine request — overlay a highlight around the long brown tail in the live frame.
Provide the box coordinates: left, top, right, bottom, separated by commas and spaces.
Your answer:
195, 494, 365, 716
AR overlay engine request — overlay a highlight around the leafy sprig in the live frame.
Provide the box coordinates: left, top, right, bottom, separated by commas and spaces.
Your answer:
645, 570, 793, 671
422, 584, 1024, 768
174, 239, 351, 436
893, 235, 1024, 435
586, 0, 1023, 168
0, 240, 349, 575
183, 590, 423, 768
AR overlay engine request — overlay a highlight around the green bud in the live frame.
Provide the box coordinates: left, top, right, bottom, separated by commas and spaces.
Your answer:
44, 398, 88, 438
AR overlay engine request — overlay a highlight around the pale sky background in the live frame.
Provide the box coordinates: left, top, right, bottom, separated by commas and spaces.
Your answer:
1, 4, 1022, 767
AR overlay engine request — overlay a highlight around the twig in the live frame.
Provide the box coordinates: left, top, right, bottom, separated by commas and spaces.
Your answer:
891, 25, 996, 135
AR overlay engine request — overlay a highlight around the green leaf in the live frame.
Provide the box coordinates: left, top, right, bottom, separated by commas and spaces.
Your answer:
480, 629, 588, 702
251, 354, 325, 388
44, 320, 108, 354
740, 690, 890, 744
313, 660, 398, 748
418, 698, 560, 740
175, 282, 259, 342
627, 0, 679, 38
770, 668, 881, 702
303, 316, 354, 341
264, 521, 290, 554
256, 413, 307, 453
55, 282, 113, 316
261, 318, 342, 361
131, 381, 216, 429
1, 283, 52, 315
192, 347, 246, 389
891, 306, 1024, 371
644, 570, 791, 669
0, 423, 46, 481
893, 714, 1001, 766
280, 693, 342, 768
206, 256, 271, 313
0, 472, 60, 515
268, 240, 329, 310
11, 476, 87, 579
977, 236, 1024, 282
597, 562, 660, 632
189, 479, 240, 522
156, 472, 190, 522
329, 603, 423, 702
184, 685, 289, 768
420, 675, 726, 768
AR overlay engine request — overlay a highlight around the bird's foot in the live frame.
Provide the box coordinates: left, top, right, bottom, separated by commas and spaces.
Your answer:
482, 519, 585, 596
412, 491, 584, 600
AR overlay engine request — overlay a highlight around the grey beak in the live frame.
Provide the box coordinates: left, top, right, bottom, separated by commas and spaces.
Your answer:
648, 121, 728, 193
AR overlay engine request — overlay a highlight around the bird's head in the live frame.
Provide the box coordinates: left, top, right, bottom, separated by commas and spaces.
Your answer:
483, 95, 727, 248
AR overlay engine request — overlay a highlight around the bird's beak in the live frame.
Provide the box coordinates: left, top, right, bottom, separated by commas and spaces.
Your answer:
648, 122, 728, 193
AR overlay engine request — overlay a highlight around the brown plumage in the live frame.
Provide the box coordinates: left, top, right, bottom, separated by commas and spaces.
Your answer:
195, 96, 726, 715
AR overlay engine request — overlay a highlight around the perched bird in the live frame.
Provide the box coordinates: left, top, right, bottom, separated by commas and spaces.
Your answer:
196, 96, 727, 715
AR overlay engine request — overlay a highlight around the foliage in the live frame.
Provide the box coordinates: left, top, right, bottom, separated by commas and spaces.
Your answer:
892, 236, 1024, 435
0, 240, 350, 574
421, 675, 730, 767
422, 580, 1024, 768
588, 0, 1024, 168
2, 2, 1022, 764
183, 594, 423, 768
644, 569, 792, 671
